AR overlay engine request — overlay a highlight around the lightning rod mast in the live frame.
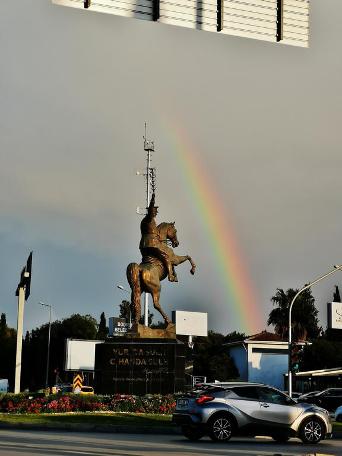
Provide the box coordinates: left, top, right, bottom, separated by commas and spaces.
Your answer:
143, 123, 156, 326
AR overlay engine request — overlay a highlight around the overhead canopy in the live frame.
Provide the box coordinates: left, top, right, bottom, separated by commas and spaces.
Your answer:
294, 368, 342, 377
52, 0, 310, 48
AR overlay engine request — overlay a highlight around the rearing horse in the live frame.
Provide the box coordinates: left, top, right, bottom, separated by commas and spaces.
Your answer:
126, 222, 196, 325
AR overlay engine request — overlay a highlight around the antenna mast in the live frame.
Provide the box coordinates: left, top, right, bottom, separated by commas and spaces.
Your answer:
143, 122, 156, 209
142, 123, 156, 326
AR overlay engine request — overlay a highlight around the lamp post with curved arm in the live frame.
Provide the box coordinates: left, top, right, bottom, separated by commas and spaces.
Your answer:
288, 265, 342, 397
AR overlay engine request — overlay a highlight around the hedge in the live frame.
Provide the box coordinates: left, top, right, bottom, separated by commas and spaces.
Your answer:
0, 393, 176, 415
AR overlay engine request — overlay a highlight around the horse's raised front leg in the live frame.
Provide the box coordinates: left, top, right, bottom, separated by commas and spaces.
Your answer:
151, 289, 171, 325
172, 254, 196, 275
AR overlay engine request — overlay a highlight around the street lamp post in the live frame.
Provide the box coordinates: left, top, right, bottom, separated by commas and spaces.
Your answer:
117, 285, 132, 328
39, 301, 52, 389
288, 265, 342, 397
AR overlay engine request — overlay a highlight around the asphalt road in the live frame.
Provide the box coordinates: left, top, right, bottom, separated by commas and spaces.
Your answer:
0, 430, 341, 456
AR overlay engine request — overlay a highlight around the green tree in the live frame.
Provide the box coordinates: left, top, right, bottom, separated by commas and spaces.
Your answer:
119, 300, 155, 326
97, 312, 108, 339
0, 313, 7, 335
224, 331, 246, 343
0, 313, 16, 390
333, 285, 341, 302
22, 313, 99, 390
193, 331, 239, 382
150, 320, 165, 329
119, 300, 131, 321
267, 288, 320, 341
139, 311, 154, 326
301, 339, 342, 371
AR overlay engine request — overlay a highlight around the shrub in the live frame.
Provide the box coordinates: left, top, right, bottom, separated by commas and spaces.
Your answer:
0, 393, 177, 414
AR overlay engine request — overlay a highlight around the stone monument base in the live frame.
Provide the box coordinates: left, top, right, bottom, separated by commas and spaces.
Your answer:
127, 323, 176, 339
94, 337, 185, 395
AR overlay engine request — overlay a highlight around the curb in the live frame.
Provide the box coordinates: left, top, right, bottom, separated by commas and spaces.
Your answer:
0, 422, 341, 439
0, 422, 180, 434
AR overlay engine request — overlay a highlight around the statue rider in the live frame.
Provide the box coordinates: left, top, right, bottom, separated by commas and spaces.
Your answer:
139, 193, 177, 282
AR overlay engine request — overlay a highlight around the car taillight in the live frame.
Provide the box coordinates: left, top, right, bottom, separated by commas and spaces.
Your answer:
196, 395, 214, 405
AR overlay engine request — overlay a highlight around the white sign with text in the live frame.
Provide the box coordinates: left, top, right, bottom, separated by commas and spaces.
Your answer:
328, 302, 342, 330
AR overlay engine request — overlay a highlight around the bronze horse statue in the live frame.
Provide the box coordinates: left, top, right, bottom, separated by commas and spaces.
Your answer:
126, 222, 196, 325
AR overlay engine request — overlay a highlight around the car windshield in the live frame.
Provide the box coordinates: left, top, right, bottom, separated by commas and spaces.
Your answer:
258, 387, 296, 406
300, 391, 319, 398
186, 386, 226, 398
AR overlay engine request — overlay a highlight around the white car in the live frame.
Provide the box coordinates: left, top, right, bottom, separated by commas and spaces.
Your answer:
335, 405, 342, 422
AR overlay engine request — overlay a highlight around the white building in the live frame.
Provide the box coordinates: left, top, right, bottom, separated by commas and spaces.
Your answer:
225, 331, 288, 390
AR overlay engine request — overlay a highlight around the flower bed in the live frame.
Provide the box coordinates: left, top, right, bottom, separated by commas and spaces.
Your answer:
0, 393, 176, 415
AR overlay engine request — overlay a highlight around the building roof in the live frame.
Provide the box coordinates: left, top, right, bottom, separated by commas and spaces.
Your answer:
247, 331, 285, 342
224, 330, 287, 348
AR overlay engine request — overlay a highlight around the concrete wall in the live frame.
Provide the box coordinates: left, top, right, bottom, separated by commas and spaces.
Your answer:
229, 345, 247, 380
227, 342, 288, 389
247, 343, 288, 390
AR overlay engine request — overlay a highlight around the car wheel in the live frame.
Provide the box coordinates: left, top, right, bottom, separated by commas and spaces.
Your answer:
299, 417, 325, 444
181, 426, 204, 441
208, 414, 234, 442
271, 434, 290, 443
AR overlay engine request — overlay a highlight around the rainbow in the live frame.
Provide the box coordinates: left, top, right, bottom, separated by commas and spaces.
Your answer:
158, 119, 263, 334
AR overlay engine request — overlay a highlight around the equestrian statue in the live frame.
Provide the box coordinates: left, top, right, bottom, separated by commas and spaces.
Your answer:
126, 193, 196, 326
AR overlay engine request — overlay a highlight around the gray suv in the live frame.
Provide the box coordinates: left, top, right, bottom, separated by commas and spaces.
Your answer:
172, 382, 332, 443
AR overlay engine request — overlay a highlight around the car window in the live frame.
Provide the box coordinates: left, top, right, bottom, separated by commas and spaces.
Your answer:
329, 389, 342, 397
258, 387, 293, 405
192, 386, 226, 398
224, 390, 234, 399
322, 390, 334, 396
231, 386, 259, 401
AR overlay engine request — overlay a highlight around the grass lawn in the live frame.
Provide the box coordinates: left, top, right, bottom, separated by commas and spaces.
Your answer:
0, 412, 173, 427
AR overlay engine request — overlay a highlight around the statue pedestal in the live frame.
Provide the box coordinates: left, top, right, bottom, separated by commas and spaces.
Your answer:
94, 337, 185, 395
127, 323, 176, 339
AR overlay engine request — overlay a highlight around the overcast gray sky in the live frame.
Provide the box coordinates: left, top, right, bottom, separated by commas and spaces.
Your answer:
1, 0, 341, 335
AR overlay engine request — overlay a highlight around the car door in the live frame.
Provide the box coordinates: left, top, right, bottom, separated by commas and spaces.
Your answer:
320, 389, 342, 411
229, 386, 262, 420
256, 387, 303, 425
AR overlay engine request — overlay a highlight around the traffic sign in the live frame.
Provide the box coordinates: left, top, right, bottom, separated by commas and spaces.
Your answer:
73, 373, 83, 392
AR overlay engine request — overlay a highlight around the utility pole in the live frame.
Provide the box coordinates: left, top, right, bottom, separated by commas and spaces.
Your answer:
14, 252, 32, 394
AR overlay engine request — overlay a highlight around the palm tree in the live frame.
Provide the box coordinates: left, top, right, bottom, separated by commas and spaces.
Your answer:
267, 288, 321, 341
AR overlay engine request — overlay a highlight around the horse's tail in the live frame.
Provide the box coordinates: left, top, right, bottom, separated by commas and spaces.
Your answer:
126, 263, 141, 323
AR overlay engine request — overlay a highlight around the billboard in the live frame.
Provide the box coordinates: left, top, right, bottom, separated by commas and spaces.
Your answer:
108, 317, 129, 336
65, 339, 105, 371
172, 310, 208, 336
52, 0, 309, 48
328, 302, 342, 330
